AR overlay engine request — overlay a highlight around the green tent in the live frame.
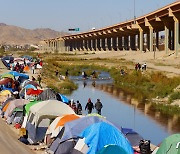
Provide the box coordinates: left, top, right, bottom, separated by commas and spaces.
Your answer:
157, 134, 180, 154
97, 145, 128, 154
25, 100, 41, 115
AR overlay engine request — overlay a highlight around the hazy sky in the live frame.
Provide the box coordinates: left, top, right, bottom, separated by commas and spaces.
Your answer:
0, 0, 176, 32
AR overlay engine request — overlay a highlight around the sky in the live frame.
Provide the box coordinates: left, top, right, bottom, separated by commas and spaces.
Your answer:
0, 0, 176, 32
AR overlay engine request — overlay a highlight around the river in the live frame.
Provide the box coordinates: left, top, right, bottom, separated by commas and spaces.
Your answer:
67, 75, 179, 145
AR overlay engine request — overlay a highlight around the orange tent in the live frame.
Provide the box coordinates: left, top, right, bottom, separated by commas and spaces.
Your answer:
24, 65, 30, 72
55, 114, 79, 129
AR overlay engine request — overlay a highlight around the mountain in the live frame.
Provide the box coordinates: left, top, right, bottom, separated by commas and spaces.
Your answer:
0, 23, 69, 45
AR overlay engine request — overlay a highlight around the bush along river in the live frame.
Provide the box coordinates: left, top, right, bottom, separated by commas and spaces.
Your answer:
67, 71, 180, 145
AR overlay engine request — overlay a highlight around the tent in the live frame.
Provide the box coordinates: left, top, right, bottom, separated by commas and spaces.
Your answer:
37, 88, 59, 101
21, 55, 33, 62
4, 99, 29, 118
24, 81, 39, 88
26, 89, 43, 95
1, 56, 14, 68
156, 134, 180, 154
0, 90, 11, 96
77, 122, 133, 154
26, 100, 75, 144
58, 93, 70, 104
49, 116, 112, 153
24, 65, 30, 72
8, 71, 29, 79
1, 97, 15, 110
45, 114, 80, 143
97, 145, 128, 154
121, 127, 143, 147
0, 78, 13, 86
1, 73, 14, 80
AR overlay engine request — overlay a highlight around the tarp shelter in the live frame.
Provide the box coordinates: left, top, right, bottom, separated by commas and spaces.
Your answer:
49, 116, 112, 153
4, 99, 29, 118
97, 145, 128, 154
121, 127, 143, 147
21, 55, 33, 62
157, 134, 180, 154
78, 122, 133, 154
26, 89, 43, 95
26, 100, 75, 144
58, 93, 70, 104
21, 79, 31, 88
45, 114, 80, 141
37, 88, 59, 101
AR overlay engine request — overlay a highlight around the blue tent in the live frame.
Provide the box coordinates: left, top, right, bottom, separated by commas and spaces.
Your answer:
49, 116, 112, 153
97, 145, 128, 154
79, 122, 133, 154
24, 84, 37, 90
9, 71, 29, 79
58, 93, 69, 104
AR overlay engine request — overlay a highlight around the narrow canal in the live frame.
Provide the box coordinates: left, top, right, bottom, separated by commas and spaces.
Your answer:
67, 77, 179, 145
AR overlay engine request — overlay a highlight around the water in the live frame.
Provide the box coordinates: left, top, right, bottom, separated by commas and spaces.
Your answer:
67, 78, 180, 145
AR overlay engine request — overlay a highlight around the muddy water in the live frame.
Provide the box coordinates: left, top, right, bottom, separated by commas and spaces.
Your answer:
67, 79, 180, 145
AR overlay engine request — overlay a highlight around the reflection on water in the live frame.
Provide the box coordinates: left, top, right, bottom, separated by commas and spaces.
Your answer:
68, 79, 180, 145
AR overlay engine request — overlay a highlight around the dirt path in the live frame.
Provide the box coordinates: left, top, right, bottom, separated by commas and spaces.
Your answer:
0, 118, 35, 154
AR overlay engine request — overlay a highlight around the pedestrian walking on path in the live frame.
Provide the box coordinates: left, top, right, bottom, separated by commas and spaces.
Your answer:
85, 98, 94, 114
95, 99, 103, 115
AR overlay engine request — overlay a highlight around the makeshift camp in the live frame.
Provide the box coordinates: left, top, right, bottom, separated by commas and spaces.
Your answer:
45, 114, 80, 144
49, 116, 112, 153
37, 88, 60, 101
76, 122, 133, 154
97, 145, 128, 154
26, 100, 75, 144
4, 99, 29, 119
156, 134, 180, 154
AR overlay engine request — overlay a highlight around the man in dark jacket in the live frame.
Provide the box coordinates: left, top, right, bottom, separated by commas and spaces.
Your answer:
95, 99, 103, 115
85, 98, 94, 114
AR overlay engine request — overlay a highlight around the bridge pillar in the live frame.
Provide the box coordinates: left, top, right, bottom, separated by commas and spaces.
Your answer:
124, 36, 129, 50
118, 36, 123, 51
155, 31, 159, 51
130, 35, 136, 51
174, 19, 179, 56
101, 38, 106, 51
107, 37, 111, 51
139, 29, 144, 52
149, 26, 154, 52
97, 38, 101, 51
164, 24, 169, 54
92, 39, 96, 51
84, 40, 88, 51
112, 36, 117, 51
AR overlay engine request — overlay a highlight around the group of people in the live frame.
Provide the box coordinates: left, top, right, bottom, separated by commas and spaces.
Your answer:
69, 98, 103, 115
135, 62, 147, 71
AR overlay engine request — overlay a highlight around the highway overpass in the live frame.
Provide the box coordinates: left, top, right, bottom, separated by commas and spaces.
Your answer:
42, 1, 180, 56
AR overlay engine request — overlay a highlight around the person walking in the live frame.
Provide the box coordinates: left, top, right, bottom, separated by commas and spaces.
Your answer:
85, 98, 94, 114
76, 100, 82, 115
32, 65, 35, 74
95, 99, 103, 115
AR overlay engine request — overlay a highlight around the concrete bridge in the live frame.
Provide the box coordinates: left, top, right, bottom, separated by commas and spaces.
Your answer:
42, 1, 180, 56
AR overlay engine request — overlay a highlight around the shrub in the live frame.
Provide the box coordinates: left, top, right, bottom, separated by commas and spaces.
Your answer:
169, 92, 180, 103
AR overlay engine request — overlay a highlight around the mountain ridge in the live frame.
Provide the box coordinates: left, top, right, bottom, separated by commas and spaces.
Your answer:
0, 23, 68, 45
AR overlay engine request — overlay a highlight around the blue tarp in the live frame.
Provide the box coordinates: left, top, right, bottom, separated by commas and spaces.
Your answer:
97, 145, 127, 154
24, 84, 37, 90
79, 122, 133, 154
49, 116, 112, 153
9, 71, 29, 79
58, 93, 69, 104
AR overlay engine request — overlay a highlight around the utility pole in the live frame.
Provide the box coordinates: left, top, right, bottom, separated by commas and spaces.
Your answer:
134, 0, 136, 24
